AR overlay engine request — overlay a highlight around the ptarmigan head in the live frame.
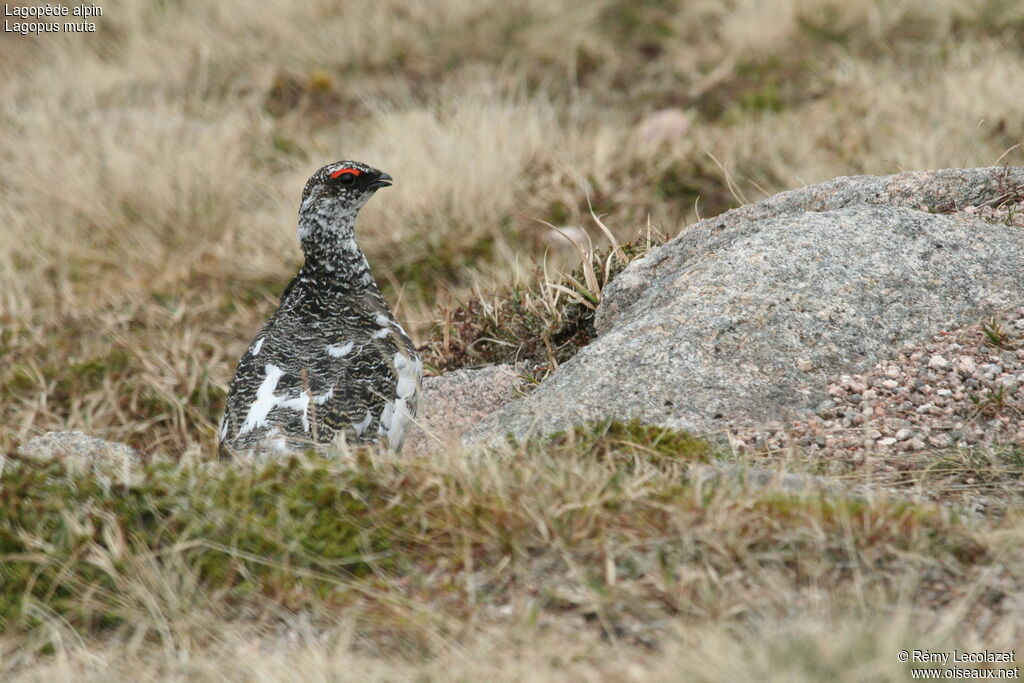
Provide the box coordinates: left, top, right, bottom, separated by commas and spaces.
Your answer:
298, 160, 392, 238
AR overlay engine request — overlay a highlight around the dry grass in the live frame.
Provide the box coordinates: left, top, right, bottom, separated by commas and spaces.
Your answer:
1, 430, 1021, 680
2, 0, 1024, 678
5, 611, 1018, 682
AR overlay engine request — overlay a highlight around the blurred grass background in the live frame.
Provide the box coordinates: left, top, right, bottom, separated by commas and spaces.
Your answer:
2, 0, 1023, 457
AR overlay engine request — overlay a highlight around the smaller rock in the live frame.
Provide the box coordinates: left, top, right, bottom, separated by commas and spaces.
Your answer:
814, 399, 836, 415
981, 363, 1002, 376
956, 356, 977, 375
410, 364, 525, 454
18, 431, 139, 474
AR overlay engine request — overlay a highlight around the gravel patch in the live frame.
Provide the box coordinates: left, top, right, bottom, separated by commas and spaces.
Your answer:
736, 306, 1024, 461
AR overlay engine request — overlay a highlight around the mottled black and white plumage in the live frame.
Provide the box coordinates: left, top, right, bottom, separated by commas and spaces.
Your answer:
219, 161, 422, 456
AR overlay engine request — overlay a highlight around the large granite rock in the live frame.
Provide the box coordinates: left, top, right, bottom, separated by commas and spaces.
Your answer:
469, 167, 1024, 444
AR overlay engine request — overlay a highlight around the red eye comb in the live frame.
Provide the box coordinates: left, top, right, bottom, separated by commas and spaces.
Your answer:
330, 168, 362, 178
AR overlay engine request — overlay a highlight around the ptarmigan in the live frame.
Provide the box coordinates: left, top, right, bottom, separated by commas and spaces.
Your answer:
219, 161, 422, 456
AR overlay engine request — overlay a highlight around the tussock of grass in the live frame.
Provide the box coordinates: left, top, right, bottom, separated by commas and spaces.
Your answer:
923, 445, 1024, 491
424, 227, 658, 374
546, 419, 716, 465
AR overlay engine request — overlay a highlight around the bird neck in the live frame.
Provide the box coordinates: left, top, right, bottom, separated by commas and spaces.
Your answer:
297, 207, 378, 292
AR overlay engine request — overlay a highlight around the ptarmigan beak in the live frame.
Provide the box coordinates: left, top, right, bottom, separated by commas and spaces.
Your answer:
368, 172, 393, 190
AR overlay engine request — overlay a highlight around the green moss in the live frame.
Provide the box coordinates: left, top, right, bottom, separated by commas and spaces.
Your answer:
548, 419, 716, 465
0, 455, 414, 630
